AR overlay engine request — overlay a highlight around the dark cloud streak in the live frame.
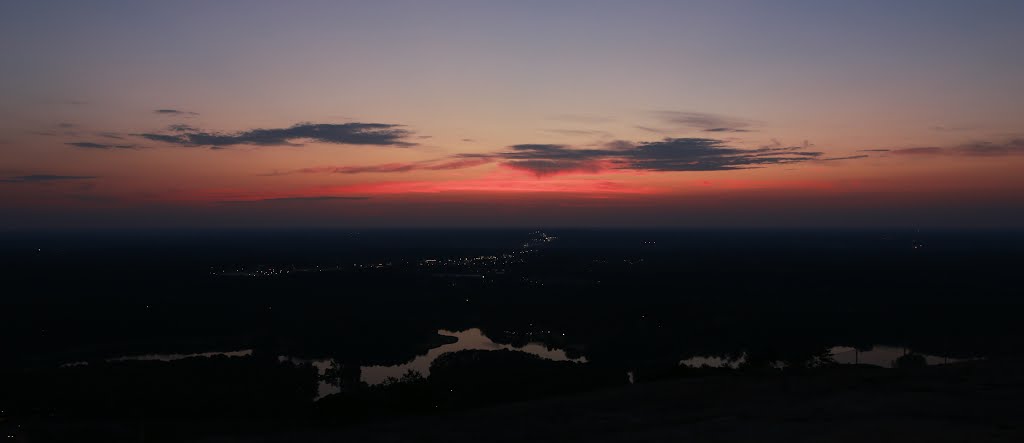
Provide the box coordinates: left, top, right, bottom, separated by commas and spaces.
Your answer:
66, 142, 137, 150
1, 174, 97, 183
218, 196, 370, 204
820, 155, 870, 161
137, 122, 415, 148
892, 147, 944, 155
703, 127, 752, 133
154, 109, 199, 116
459, 138, 827, 176
887, 139, 1024, 156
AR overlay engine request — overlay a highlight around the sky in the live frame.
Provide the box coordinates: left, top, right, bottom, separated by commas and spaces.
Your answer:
1, 0, 1023, 228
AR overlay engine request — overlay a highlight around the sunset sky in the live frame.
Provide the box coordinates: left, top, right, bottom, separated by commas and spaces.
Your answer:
2, 0, 1023, 228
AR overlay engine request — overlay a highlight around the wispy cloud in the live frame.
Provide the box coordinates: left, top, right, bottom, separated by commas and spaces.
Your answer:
136, 122, 415, 148
167, 124, 199, 132
219, 196, 370, 204
154, 109, 199, 116
0, 174, 97, 183
548, 114, 615, 123
635, 126, 668, 134
271, 158, 492, 176
654, 111, 758, 133
892, 147, 944, 155
702, 127, 753, 133
66, 142, 138, 150
819, 155, 869, 161
543, 128, 613, 137
32, 122, 80, 137
930, 125, 976, 132
953, 139, 1024, 156
890, 139, 1024, 156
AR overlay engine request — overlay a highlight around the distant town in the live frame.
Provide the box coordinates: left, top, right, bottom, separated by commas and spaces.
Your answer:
210, 231, 559, 279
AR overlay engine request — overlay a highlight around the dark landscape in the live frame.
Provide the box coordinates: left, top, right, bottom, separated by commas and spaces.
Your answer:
2, 229, 1023, 441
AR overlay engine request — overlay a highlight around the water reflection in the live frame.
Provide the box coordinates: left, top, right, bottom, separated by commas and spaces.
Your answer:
61, 349, 254, 367
829, 346, 963, 367
108, 349, 253, 362
678, 355, 745, 369
678, 346, 964, 369
363, 328, 586, 383
66, 339, 968, 402
286, 328, 586, 399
